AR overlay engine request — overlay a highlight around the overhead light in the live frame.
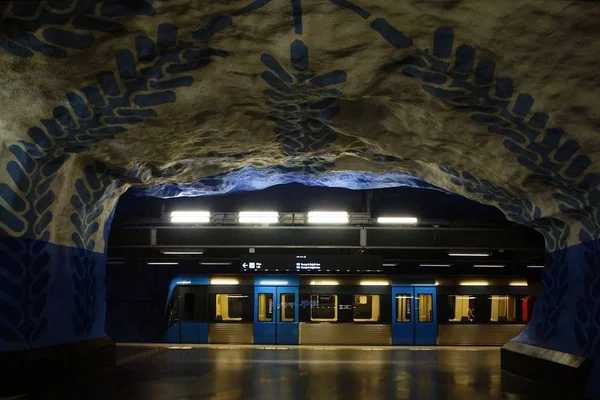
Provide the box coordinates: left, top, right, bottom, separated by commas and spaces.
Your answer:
435, 281, 440, 286
147, 262, 179, 265
527, 265, 544, 268
377, 217, 419, 225
510, 281, 528, 286
474, 265, 505, 268
448, 252, 490, 257
259, 280, 289, 285
200, 262, 233, 266
460, 281, 489, 286
170, 211, 210, 224
310, 280, 339, 286
382, 263, 397, 267
210, 278, 239, 285
238, 211, 279, 224
420, 264, 451, 267
307, 211, 348, 224
360, 281, 389, 286
161, 250, 204, 255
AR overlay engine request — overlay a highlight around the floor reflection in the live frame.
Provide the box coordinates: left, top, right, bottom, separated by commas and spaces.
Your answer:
32, 347, 569, 400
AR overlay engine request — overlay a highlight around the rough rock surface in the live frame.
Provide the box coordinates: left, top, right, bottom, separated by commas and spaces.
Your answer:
0, 1, 599, 395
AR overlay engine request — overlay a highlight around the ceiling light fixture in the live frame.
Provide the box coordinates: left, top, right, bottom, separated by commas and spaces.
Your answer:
161, 250, 204, 255
473, 264, 505, 268
210, 278, 239, 285
307, 211, 349, 224
147, 262, 179, 265
310, 280, 339, 286
420, 264, 452, 267
527, 265, 545, 268
377, 217, 419, 225
448, 252, 491, 257
199, 262, 233, 266
509, 281, 528, 286
238, 211, 279, 224
359, 281, 389, 286
170, 211, 210, 224
460, 281, 489, 286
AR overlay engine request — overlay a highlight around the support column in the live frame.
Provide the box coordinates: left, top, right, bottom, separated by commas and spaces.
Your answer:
0, 155, 125, 395
503, 235, 600, 398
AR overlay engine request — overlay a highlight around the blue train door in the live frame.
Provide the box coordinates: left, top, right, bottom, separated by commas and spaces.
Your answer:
414, 286, 437, 345
392, 286, 415, 345
392, 285, 437, 345
254, 281, 299, 344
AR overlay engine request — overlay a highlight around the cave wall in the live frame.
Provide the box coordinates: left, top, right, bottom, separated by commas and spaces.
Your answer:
0, 0, 599, 395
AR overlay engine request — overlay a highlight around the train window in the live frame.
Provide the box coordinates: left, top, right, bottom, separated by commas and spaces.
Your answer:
310, 294, 338, 322
353, 295, 380, 322
448, 295, 476, 322
396, 294, 412, 323
215, 294, 244, 321
280, 293, 295, 322
258, 293, 274, 322
418, 294, 433, 323
490, 295, 517, 322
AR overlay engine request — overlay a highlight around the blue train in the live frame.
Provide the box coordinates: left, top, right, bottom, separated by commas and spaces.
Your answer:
163, 274, 530, 346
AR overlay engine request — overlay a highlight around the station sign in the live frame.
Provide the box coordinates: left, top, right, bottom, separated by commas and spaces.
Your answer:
240, 254, 382, 272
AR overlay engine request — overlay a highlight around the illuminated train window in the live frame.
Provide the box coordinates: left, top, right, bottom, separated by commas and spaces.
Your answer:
280, 293, 295, 322
490, 295, 517, 322
396, 294, 412, 323
310, 294, 338, 322
418, 294, 433, 323
353, 295, 380, 322
258, 293, 274, 322
215, 294, 244, 321
448, 295, 476, 322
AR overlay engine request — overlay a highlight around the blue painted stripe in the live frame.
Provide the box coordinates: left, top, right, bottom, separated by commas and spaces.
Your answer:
370, 18, 412, 49
291, 0, 303, 34
133, 91, 176, 107
329, 0, 370, 19
42, 28, 94, 50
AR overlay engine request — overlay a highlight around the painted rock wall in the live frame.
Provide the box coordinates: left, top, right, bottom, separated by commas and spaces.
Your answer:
0, 0, 599, 391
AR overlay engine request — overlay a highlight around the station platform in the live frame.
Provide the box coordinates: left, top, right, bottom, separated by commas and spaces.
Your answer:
6, 344, 570, 399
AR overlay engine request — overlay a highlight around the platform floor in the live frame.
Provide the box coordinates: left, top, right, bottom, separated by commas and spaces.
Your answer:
19, 345, 569, 399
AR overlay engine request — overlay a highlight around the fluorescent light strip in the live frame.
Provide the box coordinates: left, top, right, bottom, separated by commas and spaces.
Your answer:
448, 252, 490, 257
170, 211, 210, 224
210, 278, 239, 285
259, 280, 289, 285
162, 251, 204, 255
200, 262, 233, 266
509, 281, 528, 286
473, 265, 505, 268
307, 211, 348, 224
527, 265, 544, 268
382, 263, 397, 267
310, 280, 339, 286
377, 217, 419, 224
147, 262, 179, 265
420, 264, 451, 267
460, 281, 489, 286
359, 281, 389, 286
238, 211, 279, 224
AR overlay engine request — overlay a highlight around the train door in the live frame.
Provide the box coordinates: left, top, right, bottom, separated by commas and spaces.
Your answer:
392, 285, 437, 345
414, 286, 437, 345
392, 286, 415, 345
254, 284, 299, 344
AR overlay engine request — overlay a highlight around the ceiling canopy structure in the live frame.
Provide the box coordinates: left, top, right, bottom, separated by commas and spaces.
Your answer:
0, 1, 599, 396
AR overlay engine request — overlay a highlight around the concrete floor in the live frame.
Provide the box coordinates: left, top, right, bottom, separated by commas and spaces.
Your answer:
20, 345, 569, 399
